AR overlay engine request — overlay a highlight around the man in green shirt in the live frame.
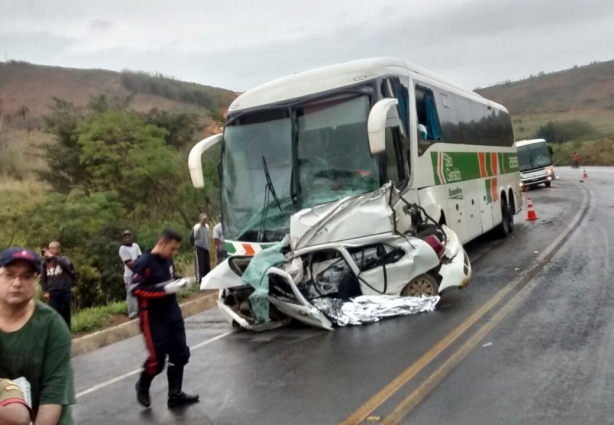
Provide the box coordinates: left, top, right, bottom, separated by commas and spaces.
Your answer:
0, 248, 75, 425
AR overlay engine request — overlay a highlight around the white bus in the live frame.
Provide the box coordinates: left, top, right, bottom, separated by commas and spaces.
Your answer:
516, 139, 555, 188
189, 58, 522, 330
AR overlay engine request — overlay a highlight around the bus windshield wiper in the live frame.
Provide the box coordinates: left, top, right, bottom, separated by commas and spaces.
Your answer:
258, 155, 282, 242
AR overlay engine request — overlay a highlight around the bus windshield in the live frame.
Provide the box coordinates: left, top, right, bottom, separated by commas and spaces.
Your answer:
517, 141, 552, 172
222, 93, 380, 242
222, 114, 294, 242
296, 95, 379, 208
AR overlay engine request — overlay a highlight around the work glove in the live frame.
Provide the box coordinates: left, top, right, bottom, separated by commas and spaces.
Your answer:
164, 278, 190, 294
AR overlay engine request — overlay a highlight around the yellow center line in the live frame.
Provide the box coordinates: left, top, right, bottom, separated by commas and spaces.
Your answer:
381, 258, 547, 425
342, 182, 589, 425
340, 282, 515, 425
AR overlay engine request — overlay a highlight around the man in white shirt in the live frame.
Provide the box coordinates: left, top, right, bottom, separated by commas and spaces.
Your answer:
190, 214, 210, 281
212, 222, 227, 265
118, 230, 142, 319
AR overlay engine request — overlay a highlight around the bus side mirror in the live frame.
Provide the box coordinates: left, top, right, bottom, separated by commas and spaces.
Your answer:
368, 98, 399, 155
188, 133, 223, 188
548, 146, 553, 155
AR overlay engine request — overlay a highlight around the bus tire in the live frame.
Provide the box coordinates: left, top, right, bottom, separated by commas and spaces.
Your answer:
545, 181, 551, 188
495, 197, 511, 239
508, 191, 516, 233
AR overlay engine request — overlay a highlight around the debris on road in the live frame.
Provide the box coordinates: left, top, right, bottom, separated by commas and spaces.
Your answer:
482, 342, 493, 348
534, 251, 539, 255
312, 295, 440, 326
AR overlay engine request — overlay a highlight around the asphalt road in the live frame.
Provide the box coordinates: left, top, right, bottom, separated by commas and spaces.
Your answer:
72, 166, 609, 425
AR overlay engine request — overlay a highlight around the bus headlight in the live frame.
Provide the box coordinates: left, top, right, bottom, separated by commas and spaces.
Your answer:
546, 168, 554, 174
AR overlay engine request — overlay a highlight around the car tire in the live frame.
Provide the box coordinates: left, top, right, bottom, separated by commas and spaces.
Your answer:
401, 273, 440, 297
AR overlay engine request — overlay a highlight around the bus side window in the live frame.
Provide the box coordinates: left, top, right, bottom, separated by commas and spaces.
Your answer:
435, 90, 462, 146
415, 85, 442, 156
453, 95, 474, 145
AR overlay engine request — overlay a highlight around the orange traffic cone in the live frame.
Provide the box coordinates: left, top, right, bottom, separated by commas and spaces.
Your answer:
583, 169, 588, 179
526, 198, 538, 221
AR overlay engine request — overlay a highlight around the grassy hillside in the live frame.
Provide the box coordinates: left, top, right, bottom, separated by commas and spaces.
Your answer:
476, 60, 614, 140
551, 135, 614, 167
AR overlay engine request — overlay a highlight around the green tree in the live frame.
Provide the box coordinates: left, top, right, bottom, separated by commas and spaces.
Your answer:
143, 108, 200, 149
77, 110, 196, 228
39, 98, 87, 192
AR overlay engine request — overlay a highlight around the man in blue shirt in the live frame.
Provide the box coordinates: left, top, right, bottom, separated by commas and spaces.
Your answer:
131, 229, 199, 409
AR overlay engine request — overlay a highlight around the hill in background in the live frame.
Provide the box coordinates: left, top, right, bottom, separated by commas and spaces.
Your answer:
0, 61, 238, 184
476, 59, 614, 140
0, 60, 237, 132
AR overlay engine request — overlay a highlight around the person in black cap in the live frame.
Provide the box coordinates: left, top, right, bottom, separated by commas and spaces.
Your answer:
131, 229, 199, 409
0, 247, 75, 424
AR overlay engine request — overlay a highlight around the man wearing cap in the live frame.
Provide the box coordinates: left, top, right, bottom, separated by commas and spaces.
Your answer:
118, 230, 142, 319
0, 248, 75, 424
40, 241, 75, 328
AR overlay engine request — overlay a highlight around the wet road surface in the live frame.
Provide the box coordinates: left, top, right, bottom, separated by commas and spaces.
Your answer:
72, 167, 610, 424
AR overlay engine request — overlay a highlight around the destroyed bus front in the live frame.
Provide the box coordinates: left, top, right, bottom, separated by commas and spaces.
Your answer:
190, 72, 472, 330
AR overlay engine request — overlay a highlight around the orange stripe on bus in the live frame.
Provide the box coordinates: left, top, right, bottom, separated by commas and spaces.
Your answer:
478, 153, 487, 177
491, 152, 498, 176
243, 244, 256, 256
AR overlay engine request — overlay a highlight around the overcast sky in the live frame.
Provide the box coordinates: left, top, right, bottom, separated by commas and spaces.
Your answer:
2, 0, 614, 91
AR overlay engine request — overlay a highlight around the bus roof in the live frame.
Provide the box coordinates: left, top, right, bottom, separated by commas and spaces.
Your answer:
516, 139, 547, 147
229, 57, 506, 113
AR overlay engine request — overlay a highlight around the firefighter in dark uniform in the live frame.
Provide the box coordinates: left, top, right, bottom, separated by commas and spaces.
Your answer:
131, 229, 199, 408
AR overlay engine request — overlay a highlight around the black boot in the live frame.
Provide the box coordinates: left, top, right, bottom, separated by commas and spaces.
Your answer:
135, 372, 152, 408
167, 364, 199, 408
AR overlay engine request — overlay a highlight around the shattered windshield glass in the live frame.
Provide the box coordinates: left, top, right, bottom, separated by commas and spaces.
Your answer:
222, 113, 293, 242
297, 95, 379, 208
517, 141, 552, 172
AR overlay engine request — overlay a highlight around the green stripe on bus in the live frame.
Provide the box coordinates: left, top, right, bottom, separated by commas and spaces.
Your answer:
431, 153, 441, 185
485, 153, 492, 177
484, 179, 493, 204
225, 241, 236, 254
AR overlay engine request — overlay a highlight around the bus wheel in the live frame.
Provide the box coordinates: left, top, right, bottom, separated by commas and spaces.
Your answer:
508, 193, 516, 233
495, 197, 511, 239
402, 274, 439, 297
545, 181, 551, 188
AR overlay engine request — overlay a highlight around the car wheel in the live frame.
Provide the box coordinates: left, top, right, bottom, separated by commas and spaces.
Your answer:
401, 273, 440, 297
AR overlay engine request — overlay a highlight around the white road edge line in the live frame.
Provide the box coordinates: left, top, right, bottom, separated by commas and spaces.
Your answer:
75, 330, 234, 399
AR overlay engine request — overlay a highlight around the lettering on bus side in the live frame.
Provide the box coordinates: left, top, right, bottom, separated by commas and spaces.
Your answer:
443, 153, 462, 183
508, 155, 519, 170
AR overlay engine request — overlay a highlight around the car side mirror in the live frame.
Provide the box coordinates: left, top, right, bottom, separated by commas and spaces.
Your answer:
367, 98, 400, 155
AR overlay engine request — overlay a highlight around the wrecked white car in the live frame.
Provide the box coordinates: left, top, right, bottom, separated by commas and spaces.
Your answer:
201, 184, 471, 330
